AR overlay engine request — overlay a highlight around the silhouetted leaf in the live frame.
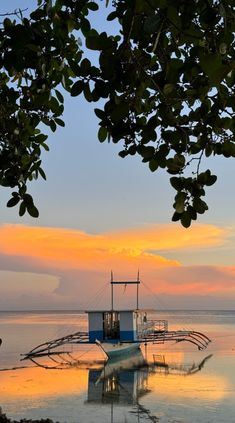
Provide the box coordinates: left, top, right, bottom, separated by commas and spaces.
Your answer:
98, 126, 107, 142
19, 201, 26, 217
7, 196, 20, 207
181, 211, 192, 228
27, 204, 39, 218
71, 80, 84, 96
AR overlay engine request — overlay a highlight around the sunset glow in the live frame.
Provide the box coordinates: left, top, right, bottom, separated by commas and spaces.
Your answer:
148, 371, 229, 401
0, 367, 87, 398
0, 223, 235, 309
0, 363, 229, 404
0, 223, 228, 266
1, 3, 235, 422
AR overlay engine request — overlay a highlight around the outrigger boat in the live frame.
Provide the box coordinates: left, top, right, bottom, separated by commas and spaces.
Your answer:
22, 274, 211, 363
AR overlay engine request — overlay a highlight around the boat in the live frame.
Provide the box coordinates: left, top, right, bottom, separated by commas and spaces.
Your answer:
96, 339, 141, 360
22, 273, 211, 363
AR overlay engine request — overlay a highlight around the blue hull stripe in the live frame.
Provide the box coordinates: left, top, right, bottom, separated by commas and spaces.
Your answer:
89, 330, 137, 342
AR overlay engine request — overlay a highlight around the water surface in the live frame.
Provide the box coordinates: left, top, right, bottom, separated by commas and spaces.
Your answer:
0, 310, 235, 422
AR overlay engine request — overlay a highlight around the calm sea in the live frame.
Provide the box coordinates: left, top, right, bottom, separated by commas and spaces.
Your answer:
0, 310, 235, 423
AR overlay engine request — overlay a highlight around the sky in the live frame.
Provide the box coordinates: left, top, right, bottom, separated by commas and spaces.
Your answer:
0, 1, 235, 310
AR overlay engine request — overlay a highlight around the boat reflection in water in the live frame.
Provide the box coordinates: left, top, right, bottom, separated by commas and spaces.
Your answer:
86, 350, 213, 422
21, 349, 213, 423
87, 350, 149, 405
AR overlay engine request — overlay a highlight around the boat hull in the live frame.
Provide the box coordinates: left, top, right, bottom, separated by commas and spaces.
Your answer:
96, 340, 141, 360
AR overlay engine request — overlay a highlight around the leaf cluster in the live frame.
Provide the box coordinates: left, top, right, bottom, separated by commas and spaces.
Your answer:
0, 0, 90, 216
81, 0, 235, 227
1, 0, 235, 225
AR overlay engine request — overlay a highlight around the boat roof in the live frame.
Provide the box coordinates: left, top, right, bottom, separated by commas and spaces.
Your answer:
85, 309, 156, 313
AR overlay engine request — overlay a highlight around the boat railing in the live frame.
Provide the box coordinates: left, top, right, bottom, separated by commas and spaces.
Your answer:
152, 319, 168, 332
137, 319, 168, 337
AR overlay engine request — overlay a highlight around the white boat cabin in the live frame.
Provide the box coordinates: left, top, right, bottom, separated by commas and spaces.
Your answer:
87, 309, 146, 343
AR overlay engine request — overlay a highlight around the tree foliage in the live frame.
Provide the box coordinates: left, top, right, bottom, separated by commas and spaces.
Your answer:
1, 0, 235, 226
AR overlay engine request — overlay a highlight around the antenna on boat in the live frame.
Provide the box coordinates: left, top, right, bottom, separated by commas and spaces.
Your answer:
110, 271, 140, 310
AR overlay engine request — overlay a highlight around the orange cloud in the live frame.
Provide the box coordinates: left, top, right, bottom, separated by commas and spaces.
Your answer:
0, 223, 228, 272
107, 223, 227, 251
0, 223, 234, 309
152, 265, 235, 296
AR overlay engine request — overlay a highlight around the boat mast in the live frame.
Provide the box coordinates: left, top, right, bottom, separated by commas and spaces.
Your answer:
111, 270, 114, 311
110, 271, 140, 310
137, 270, 140, 309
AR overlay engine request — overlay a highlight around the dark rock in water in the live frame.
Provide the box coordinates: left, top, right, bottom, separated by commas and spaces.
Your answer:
0, 409, 58, 423
0, 411, 9, 423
